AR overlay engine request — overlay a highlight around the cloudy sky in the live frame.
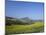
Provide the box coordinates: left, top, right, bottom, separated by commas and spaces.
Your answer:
5, 0, 44, 20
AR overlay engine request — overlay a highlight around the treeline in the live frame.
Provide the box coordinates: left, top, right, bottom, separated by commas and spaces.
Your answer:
5, 16, 34, 26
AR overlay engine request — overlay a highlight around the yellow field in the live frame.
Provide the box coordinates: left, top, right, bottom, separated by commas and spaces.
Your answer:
6, 22, 44, 34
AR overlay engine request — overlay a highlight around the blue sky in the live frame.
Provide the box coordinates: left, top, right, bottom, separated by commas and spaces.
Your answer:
5, 0, 44, 20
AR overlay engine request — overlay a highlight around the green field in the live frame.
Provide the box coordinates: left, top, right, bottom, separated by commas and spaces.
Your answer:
6, 22, 44, 35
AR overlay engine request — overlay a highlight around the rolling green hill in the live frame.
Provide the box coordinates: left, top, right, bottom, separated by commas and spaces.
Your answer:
5, 16, 44, 35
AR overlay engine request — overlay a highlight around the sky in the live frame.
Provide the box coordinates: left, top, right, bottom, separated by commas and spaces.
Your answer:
5, 0, 44, 20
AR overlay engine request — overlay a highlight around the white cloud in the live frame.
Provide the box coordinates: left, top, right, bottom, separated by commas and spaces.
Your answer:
9, 0, 44, 2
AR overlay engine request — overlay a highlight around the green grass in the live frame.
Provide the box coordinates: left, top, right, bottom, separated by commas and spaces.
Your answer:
6, 22, 44, 34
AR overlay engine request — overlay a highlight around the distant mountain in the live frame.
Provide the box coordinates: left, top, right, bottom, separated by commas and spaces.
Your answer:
21, 17, 31, 20
6, 16, 43, 24
6, 16, 32, 23
21, 17, 32, 23
32, 20, 43, 22
5, 16, 15, 19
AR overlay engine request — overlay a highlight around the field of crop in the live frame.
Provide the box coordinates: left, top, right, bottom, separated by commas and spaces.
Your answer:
6, 22, 44, 35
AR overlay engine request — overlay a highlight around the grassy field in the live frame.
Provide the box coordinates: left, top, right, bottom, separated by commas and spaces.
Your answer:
6, 22, 44, 35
